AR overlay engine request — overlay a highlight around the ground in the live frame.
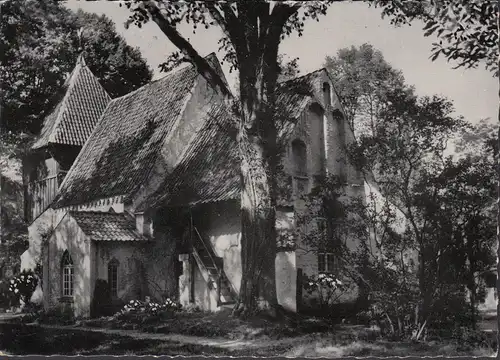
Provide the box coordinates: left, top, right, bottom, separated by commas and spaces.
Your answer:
0, 310, 496, 357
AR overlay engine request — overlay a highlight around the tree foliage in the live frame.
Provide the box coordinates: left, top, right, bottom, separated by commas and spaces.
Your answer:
372, 0, 498, 75
122, 0, 335, 316
0, 0, 153, 138
324, 43, 407, 134
301, 44, 496, 335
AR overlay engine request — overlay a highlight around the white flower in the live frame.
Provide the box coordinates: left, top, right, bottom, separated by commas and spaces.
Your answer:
14, 289, 19, 294
10, 280, 14, 284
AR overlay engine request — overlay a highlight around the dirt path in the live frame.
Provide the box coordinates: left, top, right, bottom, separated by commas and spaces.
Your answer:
23, 322, 300, 351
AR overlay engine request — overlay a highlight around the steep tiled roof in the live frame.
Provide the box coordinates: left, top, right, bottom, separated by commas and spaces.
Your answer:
70, 211, 148, 241
53, 54, 222, 208
32, 55, 111, 150
139, 72, 324, 210
140, 103, 240, 210
53, 59, 329, 211
276, 70, 323, 139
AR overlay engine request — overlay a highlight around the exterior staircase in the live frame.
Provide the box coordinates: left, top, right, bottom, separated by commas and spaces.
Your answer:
192, 227, 236, 306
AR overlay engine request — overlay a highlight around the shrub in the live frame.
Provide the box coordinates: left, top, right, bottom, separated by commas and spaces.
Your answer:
8, 269, 38, 306
113, 298, 182, 325
452, 327, 494, 351
0, 279, 16, 309
90, 279, 113, 318
119, 298, 181, 315
302, 273, 345, 309
38, 304, 75, 325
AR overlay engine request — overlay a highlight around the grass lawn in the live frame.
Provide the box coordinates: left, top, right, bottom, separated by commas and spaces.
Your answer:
0, 310, 495, 356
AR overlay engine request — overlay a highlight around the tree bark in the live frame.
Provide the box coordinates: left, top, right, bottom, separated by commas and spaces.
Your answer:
135, 0, 300, 318
233, 58, 280, 317
496, 4, 499, 356
496, 104, 500, 358
236, 143, 278, 316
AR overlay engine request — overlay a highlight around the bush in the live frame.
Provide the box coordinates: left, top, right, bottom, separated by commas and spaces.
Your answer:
90, 279, 113, 318
0, 279, 16, 309
119, 298, 181, 315
452, 327, 495, 351
302, 273, 346, 311
113, 298, 182, 325
8, 269, 38, 306
38, 304, 75, 325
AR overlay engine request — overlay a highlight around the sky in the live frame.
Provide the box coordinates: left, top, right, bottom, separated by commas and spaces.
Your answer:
65, 1, 497, 126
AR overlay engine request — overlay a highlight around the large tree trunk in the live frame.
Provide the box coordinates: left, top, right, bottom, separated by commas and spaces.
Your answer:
233, 55, 280, 317
234, 139, 278, 316
496, 104, 500, 358
496, 7, 499, 356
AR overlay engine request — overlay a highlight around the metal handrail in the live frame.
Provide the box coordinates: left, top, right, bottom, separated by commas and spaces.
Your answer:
193, 226, 222, 278
192, 226, 239, 305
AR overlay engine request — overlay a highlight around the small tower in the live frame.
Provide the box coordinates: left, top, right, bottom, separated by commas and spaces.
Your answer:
24, 53, 111, 222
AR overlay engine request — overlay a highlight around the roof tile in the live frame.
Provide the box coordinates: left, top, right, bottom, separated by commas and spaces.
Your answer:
143, 103, 240, 209
53, 58, 325, 211
53, 56, 218, 208
70, 211, 148, 241
32, 56, 111, 149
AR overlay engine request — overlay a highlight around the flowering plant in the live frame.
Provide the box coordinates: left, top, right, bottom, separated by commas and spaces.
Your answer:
119, 298, 181, 315
276, 229, 296, 250
302, 273, 345, 308
8, 269, 39, 305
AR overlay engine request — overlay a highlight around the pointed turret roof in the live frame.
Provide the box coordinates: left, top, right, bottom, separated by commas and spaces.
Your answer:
32, 55, 111, 150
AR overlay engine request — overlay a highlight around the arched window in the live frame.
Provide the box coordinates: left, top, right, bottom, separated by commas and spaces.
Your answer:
61, 250, 74, 297
108, 258, 119, 297
291, 139, 307, 177
322, 82, 331, 107
333, 110, 347, 181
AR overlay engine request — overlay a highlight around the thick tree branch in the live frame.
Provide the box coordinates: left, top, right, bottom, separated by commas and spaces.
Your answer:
142, 1, 232, 98
205, 2, 246, 65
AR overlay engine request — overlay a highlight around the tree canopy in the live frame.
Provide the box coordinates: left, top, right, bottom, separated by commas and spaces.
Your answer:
298, 43, 497, 335
123, 0, 335, 316
372, 0, 498, 76
0, 0, 153, 138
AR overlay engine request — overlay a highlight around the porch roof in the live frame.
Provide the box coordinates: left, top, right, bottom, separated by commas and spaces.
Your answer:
70, 211, 148, 241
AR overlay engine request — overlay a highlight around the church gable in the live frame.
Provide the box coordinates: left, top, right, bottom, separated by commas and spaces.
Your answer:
52, 53, 227, 210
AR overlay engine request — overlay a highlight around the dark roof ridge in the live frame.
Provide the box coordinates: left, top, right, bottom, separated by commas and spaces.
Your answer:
69, 210, 124, 215
278, 67, 326, 86
108, 52, 221, 105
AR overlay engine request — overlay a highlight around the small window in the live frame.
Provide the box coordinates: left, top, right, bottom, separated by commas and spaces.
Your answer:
291, 139, 307, 177
61, 250, 74, 297
318, 252, 337, 274
323, 82, 331, 107
108, 259, 119, 297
